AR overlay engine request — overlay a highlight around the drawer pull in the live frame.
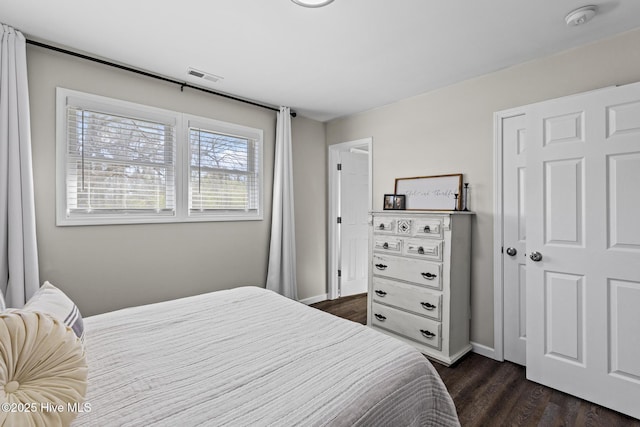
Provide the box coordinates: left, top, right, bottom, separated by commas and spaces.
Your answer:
378, 223, 386, 230
382, 242, 389, 249
421, 272, 437, 280
423, 225, 430, 233
375, 264, 388, 270
374, 314, 387, 321
417, 246, 424, 254
420, 302, 436, 310
420, 329, 436, 339
374, 290, 387, 297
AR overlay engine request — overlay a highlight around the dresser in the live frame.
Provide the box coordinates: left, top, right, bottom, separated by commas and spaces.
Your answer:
367, 211, 473, 366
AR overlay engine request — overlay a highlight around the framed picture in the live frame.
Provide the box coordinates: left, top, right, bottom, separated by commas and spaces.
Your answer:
394, 174, 463, 210
394, 194, 406, 210
383, 194, 395, 210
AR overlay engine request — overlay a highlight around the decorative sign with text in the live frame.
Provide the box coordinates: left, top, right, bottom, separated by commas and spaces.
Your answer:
394, 174, 463, 210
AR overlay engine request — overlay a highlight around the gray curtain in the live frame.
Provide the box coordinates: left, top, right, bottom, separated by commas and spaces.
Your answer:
0, 24, 39, 308
266, 106, 297, 300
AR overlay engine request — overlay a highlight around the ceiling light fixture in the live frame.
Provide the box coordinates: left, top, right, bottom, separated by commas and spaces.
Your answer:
291, 0, 334, 8
565, 5, 597, 26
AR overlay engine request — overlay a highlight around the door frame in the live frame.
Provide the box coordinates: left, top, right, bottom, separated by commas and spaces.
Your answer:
493, 107, 528, 362
328, 137, 373, 300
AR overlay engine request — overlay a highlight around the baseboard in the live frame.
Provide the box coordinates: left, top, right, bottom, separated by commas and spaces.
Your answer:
299, 294, 328, 305
471, 341, 500, 360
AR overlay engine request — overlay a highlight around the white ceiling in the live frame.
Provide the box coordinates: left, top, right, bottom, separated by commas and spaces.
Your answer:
2, 1, 640, 121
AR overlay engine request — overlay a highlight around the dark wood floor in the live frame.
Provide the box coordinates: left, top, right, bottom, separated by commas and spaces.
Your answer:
311, 294, 639, 427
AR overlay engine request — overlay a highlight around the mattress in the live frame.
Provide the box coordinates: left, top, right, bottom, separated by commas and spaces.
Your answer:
74, 287, 459, 426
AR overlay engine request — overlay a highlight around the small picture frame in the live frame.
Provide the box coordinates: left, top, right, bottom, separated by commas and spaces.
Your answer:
383, 194, 396, 210
383, 194, 406, 210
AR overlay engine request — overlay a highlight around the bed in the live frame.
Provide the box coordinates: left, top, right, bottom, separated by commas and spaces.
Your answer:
72, 286, 459, 426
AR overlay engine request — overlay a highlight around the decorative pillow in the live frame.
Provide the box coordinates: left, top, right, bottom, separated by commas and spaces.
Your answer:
24, 282, 84, 342
0, 311, 87, 427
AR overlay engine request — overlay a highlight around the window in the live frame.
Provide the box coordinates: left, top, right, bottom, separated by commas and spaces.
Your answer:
187, 116, 262, 219
57, 89, 263, 225
65, 107, 176, 216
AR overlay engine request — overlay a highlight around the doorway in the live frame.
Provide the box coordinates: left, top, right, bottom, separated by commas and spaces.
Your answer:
328, 138, 372, 299
494, 82, 640, 419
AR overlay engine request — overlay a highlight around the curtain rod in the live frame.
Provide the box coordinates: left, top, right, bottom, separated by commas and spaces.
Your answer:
26, 39, 296, 117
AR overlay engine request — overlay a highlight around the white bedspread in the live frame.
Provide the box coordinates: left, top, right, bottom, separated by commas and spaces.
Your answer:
75, 287, 459, 426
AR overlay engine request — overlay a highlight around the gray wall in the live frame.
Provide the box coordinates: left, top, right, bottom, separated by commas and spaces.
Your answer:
27, 45, 326, 315
291, 116, 327, 300
326, 28, 640, 349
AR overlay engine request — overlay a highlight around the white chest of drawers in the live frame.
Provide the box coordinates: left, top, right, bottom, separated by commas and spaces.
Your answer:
367, 211, 473, 366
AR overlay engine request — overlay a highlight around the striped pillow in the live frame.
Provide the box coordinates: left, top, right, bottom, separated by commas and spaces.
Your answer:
24, 282, 84, 342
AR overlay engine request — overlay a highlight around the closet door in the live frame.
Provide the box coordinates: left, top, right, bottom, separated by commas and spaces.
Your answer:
502, 113, 528, 366
526, 82, 640, 419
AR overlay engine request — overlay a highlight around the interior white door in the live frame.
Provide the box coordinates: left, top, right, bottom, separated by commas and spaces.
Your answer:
526, 83, 640, 419
502, 113, 527, 366
339, 150, 369, 297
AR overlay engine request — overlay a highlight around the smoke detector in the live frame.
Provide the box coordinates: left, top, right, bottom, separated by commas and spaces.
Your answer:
565, 6, 597, 26
187, 67, 223, 83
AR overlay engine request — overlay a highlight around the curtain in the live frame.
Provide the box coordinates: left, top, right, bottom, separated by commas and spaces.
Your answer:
266, 106, 297, 300
0, 24, 39, 308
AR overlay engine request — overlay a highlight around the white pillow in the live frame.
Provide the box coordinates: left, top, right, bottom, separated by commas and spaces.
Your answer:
0, 289, 5, 312
24, 281, 84, 343
0, 310, 87, 427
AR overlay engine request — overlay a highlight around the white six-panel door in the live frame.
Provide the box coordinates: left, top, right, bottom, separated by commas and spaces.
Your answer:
525, 83, 640, 419
502, 114, 528, 366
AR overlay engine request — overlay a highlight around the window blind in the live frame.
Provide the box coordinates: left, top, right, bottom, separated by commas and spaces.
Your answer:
189, 128, 259, 214
66, 107, 176, 215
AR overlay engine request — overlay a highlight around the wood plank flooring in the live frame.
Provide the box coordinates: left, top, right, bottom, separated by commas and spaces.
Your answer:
311, 294, 640, 427
310, 293, 368, 325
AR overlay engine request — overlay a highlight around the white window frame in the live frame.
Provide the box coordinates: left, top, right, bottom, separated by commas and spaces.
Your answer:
184, 114, 264, 222
56, 88, 264, 226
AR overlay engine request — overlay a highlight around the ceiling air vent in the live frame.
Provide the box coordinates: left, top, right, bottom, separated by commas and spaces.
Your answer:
187, 67, 223, 83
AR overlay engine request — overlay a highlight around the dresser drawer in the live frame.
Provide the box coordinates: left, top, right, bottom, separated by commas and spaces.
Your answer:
404, 239, 443, 261
372, 254, 442, 290
373, 217, 395, 233
373, 236, 402, 253
372, 278, 442, 321
371, 303, 442, 350
413, 218, 443, 239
